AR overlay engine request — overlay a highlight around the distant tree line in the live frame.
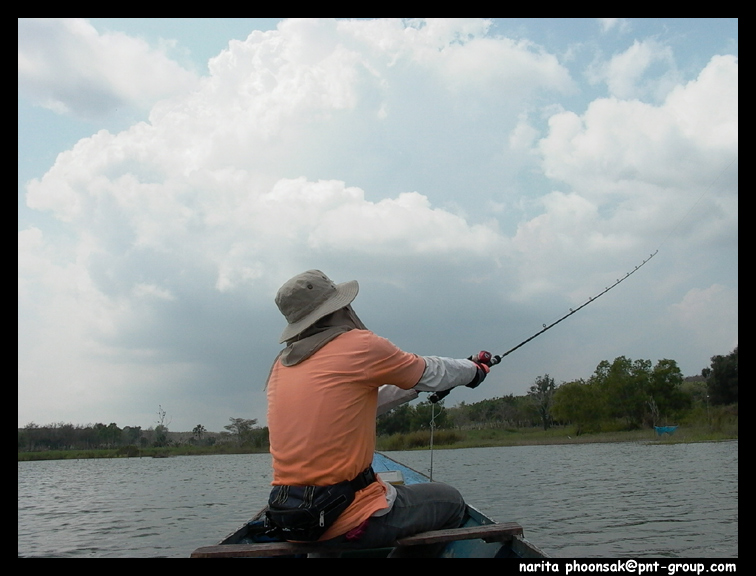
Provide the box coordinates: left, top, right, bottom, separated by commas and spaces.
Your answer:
550, 348, 737, 434
20, 349, 737, 452
223, 417, 269, 449
550, 356, 689, 434
18, 415, 269, 454
702, 346, 738, 405
19, 422, 147, 452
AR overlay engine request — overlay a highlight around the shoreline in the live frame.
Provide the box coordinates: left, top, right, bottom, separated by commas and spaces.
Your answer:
376, 424, 737, 452
18, 425, 737, 461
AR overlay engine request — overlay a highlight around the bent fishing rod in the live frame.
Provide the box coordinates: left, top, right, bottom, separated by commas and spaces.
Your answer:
428, 249, 658, 404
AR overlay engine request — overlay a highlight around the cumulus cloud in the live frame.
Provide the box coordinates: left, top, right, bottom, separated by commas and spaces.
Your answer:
597, 18, 630, 34
538, 54, 737, 211
670, 284, 738, 351
510, 54, 737, 303
588, 39, 678, 101
18, 18, 198, 119
24, 17, 571, 300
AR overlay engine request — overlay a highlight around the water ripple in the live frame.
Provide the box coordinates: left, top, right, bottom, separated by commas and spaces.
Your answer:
18, 442, 737, 558
392, 440, 737, 558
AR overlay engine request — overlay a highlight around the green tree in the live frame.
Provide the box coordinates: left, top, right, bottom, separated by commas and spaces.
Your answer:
153, 425, 169, 447
122, 426, 142, 446
57, 422, 77, 449
93, 422, 122, 447
446, 394, 534, 428
153, 405, 170, 447
192, 425, 207, 441
527, 374, 556, 430
412, 400, 450, 430
247, 426, 269, 449
703, 347, 738, 405
648, 359, 688, 421
224, 417, 258, 445
21, 422, 39, 451
377, 403, 413, 435
552, 379, 606, 435
591, 357, 650, 428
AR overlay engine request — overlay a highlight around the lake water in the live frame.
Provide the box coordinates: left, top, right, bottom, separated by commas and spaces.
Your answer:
18, 440, 737, 558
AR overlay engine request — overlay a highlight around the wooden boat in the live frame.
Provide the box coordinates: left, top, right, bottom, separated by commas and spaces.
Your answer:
191, 452, 548, 558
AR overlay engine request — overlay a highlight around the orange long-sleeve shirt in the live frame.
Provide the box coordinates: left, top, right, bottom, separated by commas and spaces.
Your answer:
267, 329, 426, 540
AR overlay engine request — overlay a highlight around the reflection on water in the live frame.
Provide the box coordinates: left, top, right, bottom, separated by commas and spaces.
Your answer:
18, 441, 737, 558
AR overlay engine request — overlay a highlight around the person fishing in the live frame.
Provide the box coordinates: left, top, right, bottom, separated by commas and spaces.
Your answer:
265, 269, 490, 554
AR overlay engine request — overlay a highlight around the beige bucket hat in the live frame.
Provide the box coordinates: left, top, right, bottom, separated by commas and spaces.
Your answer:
275, 270, 359, 343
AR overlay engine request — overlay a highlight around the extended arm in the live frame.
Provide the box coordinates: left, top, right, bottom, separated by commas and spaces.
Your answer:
377, 355, 486, 415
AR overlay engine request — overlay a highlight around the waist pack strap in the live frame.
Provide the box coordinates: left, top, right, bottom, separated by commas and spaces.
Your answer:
350, 466, 377, 492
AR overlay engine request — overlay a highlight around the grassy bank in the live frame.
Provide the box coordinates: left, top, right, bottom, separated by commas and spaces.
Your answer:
19, 422, 736, 461
375, 422, 738, 451
17, 443, 269, 462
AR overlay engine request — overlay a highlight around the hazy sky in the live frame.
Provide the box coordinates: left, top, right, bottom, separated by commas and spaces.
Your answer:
18, 18, 738, 432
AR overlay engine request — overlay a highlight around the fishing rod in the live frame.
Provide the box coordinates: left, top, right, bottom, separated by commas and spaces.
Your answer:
428, 249, 658, 404
424, 157, 734, 486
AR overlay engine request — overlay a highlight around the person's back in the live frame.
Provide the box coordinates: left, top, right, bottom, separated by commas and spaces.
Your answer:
268, 329, 426, 539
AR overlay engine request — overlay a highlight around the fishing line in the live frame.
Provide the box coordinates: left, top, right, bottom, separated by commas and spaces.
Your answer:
429, 402, 437, 481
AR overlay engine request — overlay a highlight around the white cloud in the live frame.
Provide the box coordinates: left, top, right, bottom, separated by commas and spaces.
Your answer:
510, 54, 738, 303
670, 284, 738, 352
509, 115, 540, 150
132, 283, 175, 301
24, 18, 572, 298
588, 39, 678, 100
597, 18, 630, 34
384, 20, 574, 97
18, 18, 198, 119
539, 55, 737, 199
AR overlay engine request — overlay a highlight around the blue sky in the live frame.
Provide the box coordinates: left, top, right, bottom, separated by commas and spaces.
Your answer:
18, 19, 738, 432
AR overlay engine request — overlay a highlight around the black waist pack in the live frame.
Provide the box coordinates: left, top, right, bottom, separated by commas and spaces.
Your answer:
265, 466, 376, 541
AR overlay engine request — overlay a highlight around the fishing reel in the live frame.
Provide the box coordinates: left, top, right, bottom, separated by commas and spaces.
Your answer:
471, 350, 501, 368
